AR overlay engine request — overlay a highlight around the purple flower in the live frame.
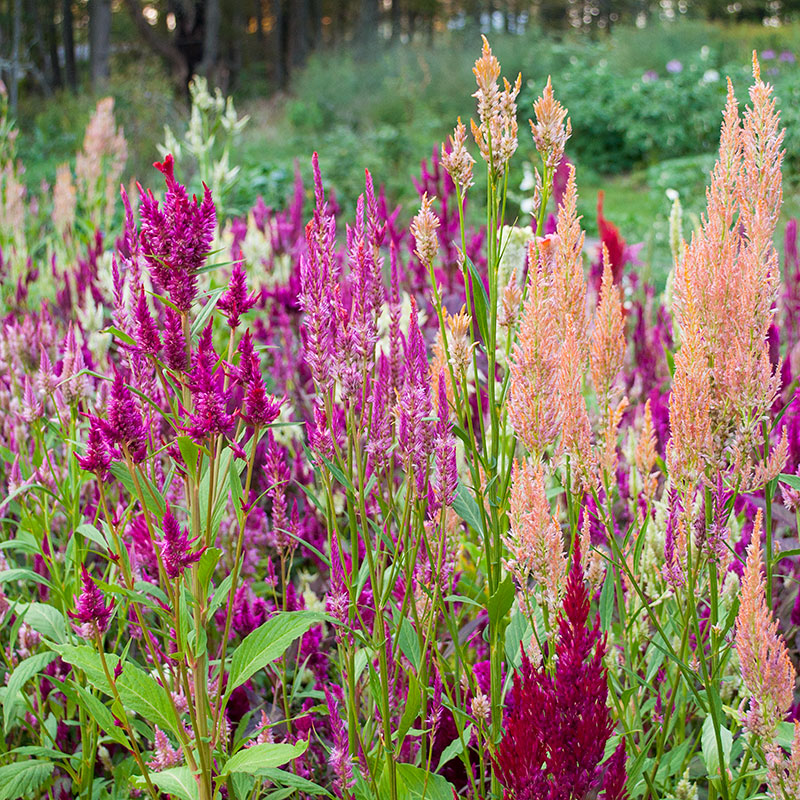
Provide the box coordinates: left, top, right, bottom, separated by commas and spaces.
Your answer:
237, 331, 284, 429
184, 324, 234, 442
642, 69, 659, 83
666, 59, 683, 74
218, 261, 259, 329
139, 154, 216, 312
159, 503, 205, 580
163, 307, 188, 372
780, 51, 795, 63
101, 371, 147, 463
70, 565, 114, 637
76, 418, 113, 480
495, 542, 627, 799
132, 288, 161, 356
761, 49, 776, 61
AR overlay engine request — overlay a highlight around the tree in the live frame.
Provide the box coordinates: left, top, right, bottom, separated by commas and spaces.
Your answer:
89, 0, 112, 90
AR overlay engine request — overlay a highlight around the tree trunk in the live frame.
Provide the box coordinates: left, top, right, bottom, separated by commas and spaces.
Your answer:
290, 0, 311, 69
47, 0, 63, 89
274, 0, 290, 89
121, 0, 189, 83
9, 0, 22, 114
198, 0, 221, 79
62, 0, 78, 92
89, 0, 112, 90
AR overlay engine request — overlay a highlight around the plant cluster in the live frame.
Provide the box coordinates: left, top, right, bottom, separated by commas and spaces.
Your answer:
1, 32, 800, 800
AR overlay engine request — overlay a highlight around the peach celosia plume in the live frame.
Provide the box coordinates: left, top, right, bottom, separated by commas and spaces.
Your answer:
506, 458, 567, 616
671, 57, 784, 487
735, 510, 795, 742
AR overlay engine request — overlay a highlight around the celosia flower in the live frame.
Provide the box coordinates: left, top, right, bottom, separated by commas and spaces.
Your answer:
159, 503, 205, 580
139, 154, 216, 312
101, 371, 147, 463
505, 458, 566, 616
163, 307, 188, 372
495, 542, 627, 799
432, 370, 457, 510
735, 509, 795, 741
325, 687, 355, 797
147, 727, 182, 771
184, 324, 234, 442
411, 192, 440, 267
132, 288, 161, 356
470, 36, 522, 175
69, 565, 114, 638
76, 417, 112, 480
218, 261, 259, 329
671, 63, 784, 487
530, 76, 572, 171
441, 117, 475, 192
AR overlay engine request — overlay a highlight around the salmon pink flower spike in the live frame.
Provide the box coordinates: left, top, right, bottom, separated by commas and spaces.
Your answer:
470, 36, 521, 175
147, 727, 183, 771
160, 503, 205, 580
441, 117, 475, 193
139, 154, 216, 312
671, 62, 784, 486
218, 261, 259, 329
735, 510, 795, 742
508, 242, 560, 462
531, 76, 572, 171
411, 192, 440, 267
70, 565, 114, 638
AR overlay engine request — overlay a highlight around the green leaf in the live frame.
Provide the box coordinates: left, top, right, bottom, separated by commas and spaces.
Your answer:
701, 714, 732, 779
227, 611, 323, 694
396, 671, 421, 748
0, 568, 51, 588
397, 617, 421, 671
779, 473, 800, 492
466, 256, 489, 346
144, 766, 198, 800
453, 482, 484, 537
177, 436, 200, 478
197, 547, 222, 600
381, 763, 455, 800
72, 683, 130, 747
436, 727, 473, 771
487, 574, 515, 626
221, 740, 309, 775
599, 568, 616, 632
16, 603, 66, 643
260, 768, 333, 796
4, 652, 57, 734
0, 760, 54, 800
52, 644, 179, 738
76, 523, 109, 550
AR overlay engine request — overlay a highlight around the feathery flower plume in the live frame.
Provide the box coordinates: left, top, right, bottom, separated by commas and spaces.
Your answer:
441, 117, 475, 193
184, 324, 234, 442
735, 510, 795, 741
132, 288, 161, 356
552, 165, 588, 350
325, 687, 355, 797
163, 307, 188, 372
218, 261, 259, 329
470, 36, 522, 175
530, 76, 572, 171
147, 727, 183, 771
411, 192, 440, 267
508, 242, 561, 462
506, 458, 567, 616
672, 61, 784, 486
432, 370, 458, 510
634, 399, 658, 502
102, 371, 147, 463
667, 300, 712, 487
76, 418, 112, 480
591, 248, 626, 403
139, 154, 216, 312
160, 503, 205, 580
495, 542, 627, 798
69, 565, 114, 638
